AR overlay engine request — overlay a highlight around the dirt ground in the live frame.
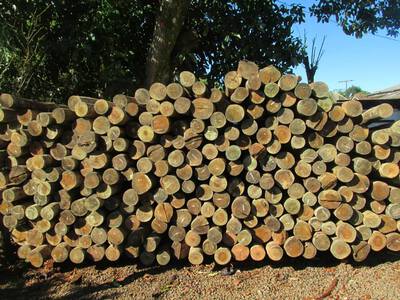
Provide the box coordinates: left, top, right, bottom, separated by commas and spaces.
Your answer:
1, 251, 400, 300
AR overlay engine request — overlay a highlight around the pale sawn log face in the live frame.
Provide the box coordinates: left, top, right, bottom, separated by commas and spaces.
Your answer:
1, 60, 399, 268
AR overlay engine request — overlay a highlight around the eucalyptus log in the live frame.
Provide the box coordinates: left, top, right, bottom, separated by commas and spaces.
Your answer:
1, 60, 399, 268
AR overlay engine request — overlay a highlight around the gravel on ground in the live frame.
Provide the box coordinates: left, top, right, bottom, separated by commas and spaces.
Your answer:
1, 251, 399, 300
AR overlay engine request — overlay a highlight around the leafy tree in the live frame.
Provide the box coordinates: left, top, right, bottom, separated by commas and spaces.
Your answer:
0, 1, 305, 100
310, 0, 400, 38
0, 0, 398, 101
0, 1, 156, 100
146, 1, 305, 85
342, 85, 369, 98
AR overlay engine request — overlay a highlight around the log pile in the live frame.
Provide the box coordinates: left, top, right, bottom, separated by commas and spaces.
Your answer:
0, 60, 400, 268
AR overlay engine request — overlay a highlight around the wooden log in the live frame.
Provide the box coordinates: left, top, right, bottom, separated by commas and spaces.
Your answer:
350, 125, 369, 142
361, 103, 393, 124
362, 210, 382, 228
133, 88, 150, 106
148, 82, 167, 101
294, 83, 312, 99
352, 241, 370, 262
297, 98, 317, 116
112, 94, 134, 108
264, 241, 283, 261
15, 109, 37, 126
312, 232, 330, 251
156, 247, 171, 265
175, 209, 192, 228
283, 236, 303, 258
259, 65, 281, 84
337, 117, 354, 134
2, 187, 28, 203
293, 220, 312, 241
302, 191, 318, 206
274, 170, 294, 190
179, 71, 196, 88
171, 97, 190, 115
318, 190, 342, 210
1, 93, 59, 111
389, 187, 400, 203
224, 71, 242, 94
229, 243, 248, 261
336, 153, 351, 168
310, 81, 329, 98
51, 107, 75, 124
230, 87, 249, 103
124, 101, 139, 117
386, 203, 400, 220
386, 232, 400, 251
278, 74, 298, 91
302, 242, 317, 259
336, 221, 357, 243
379, 163, 399, 179
237, 60, 258, 80
188, 247, 204, 265
247, 74, 262, 91
108, 106, 127, 125
329, 105, 345, 122
164, 83, 183, 100
214, 247, 231, 265
368, 231, 387, 252
26, 245, 51, 267
225, 104, 245, 124
330, 239, 351, 259
342, 99, 363, 117
266, 98, 281, 113
191, 215, 209, 235
249, 244, 265, 261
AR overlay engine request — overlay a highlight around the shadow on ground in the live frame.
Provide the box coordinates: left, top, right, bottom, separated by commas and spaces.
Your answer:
0, 249, 399, 300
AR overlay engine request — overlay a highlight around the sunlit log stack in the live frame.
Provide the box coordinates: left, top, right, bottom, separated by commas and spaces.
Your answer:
1, 60, 400, 268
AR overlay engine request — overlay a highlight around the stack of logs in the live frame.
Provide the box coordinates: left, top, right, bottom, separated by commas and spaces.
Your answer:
0, 60, 400, 268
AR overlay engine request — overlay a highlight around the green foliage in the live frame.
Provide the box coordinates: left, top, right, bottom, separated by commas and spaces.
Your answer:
174, 1, 305, 84
0, 0, 397, 101
342, 85, 369, 98
0, 0, 305, 101
0, 0, 156, 101
0, 4, 50, 97
311, 0, 400, 38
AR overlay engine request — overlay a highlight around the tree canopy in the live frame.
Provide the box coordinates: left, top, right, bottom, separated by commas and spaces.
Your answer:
0, 0, 397, 102
342, 85, 369, 98
310, 0, 400, 38
0, 1, 156, 101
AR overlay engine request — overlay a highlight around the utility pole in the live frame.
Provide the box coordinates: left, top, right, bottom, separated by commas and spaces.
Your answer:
339, 80, 354, 90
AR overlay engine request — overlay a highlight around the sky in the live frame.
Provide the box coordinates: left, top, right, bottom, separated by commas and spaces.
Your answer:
287, 0, 400, 93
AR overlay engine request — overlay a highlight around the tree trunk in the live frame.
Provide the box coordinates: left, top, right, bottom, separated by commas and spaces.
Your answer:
303, 56, 316, 84
145, 0, 189, 86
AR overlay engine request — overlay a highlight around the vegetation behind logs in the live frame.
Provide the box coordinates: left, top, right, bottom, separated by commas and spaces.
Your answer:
1, 1, 399, 101
0, 60, 400, 268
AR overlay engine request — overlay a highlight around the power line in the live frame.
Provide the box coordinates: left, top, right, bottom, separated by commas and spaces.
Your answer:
339, 80, 354, 90
371, 33, 400, 43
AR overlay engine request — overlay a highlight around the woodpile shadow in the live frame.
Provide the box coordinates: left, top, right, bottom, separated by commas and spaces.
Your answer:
0, 250, 399, 299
